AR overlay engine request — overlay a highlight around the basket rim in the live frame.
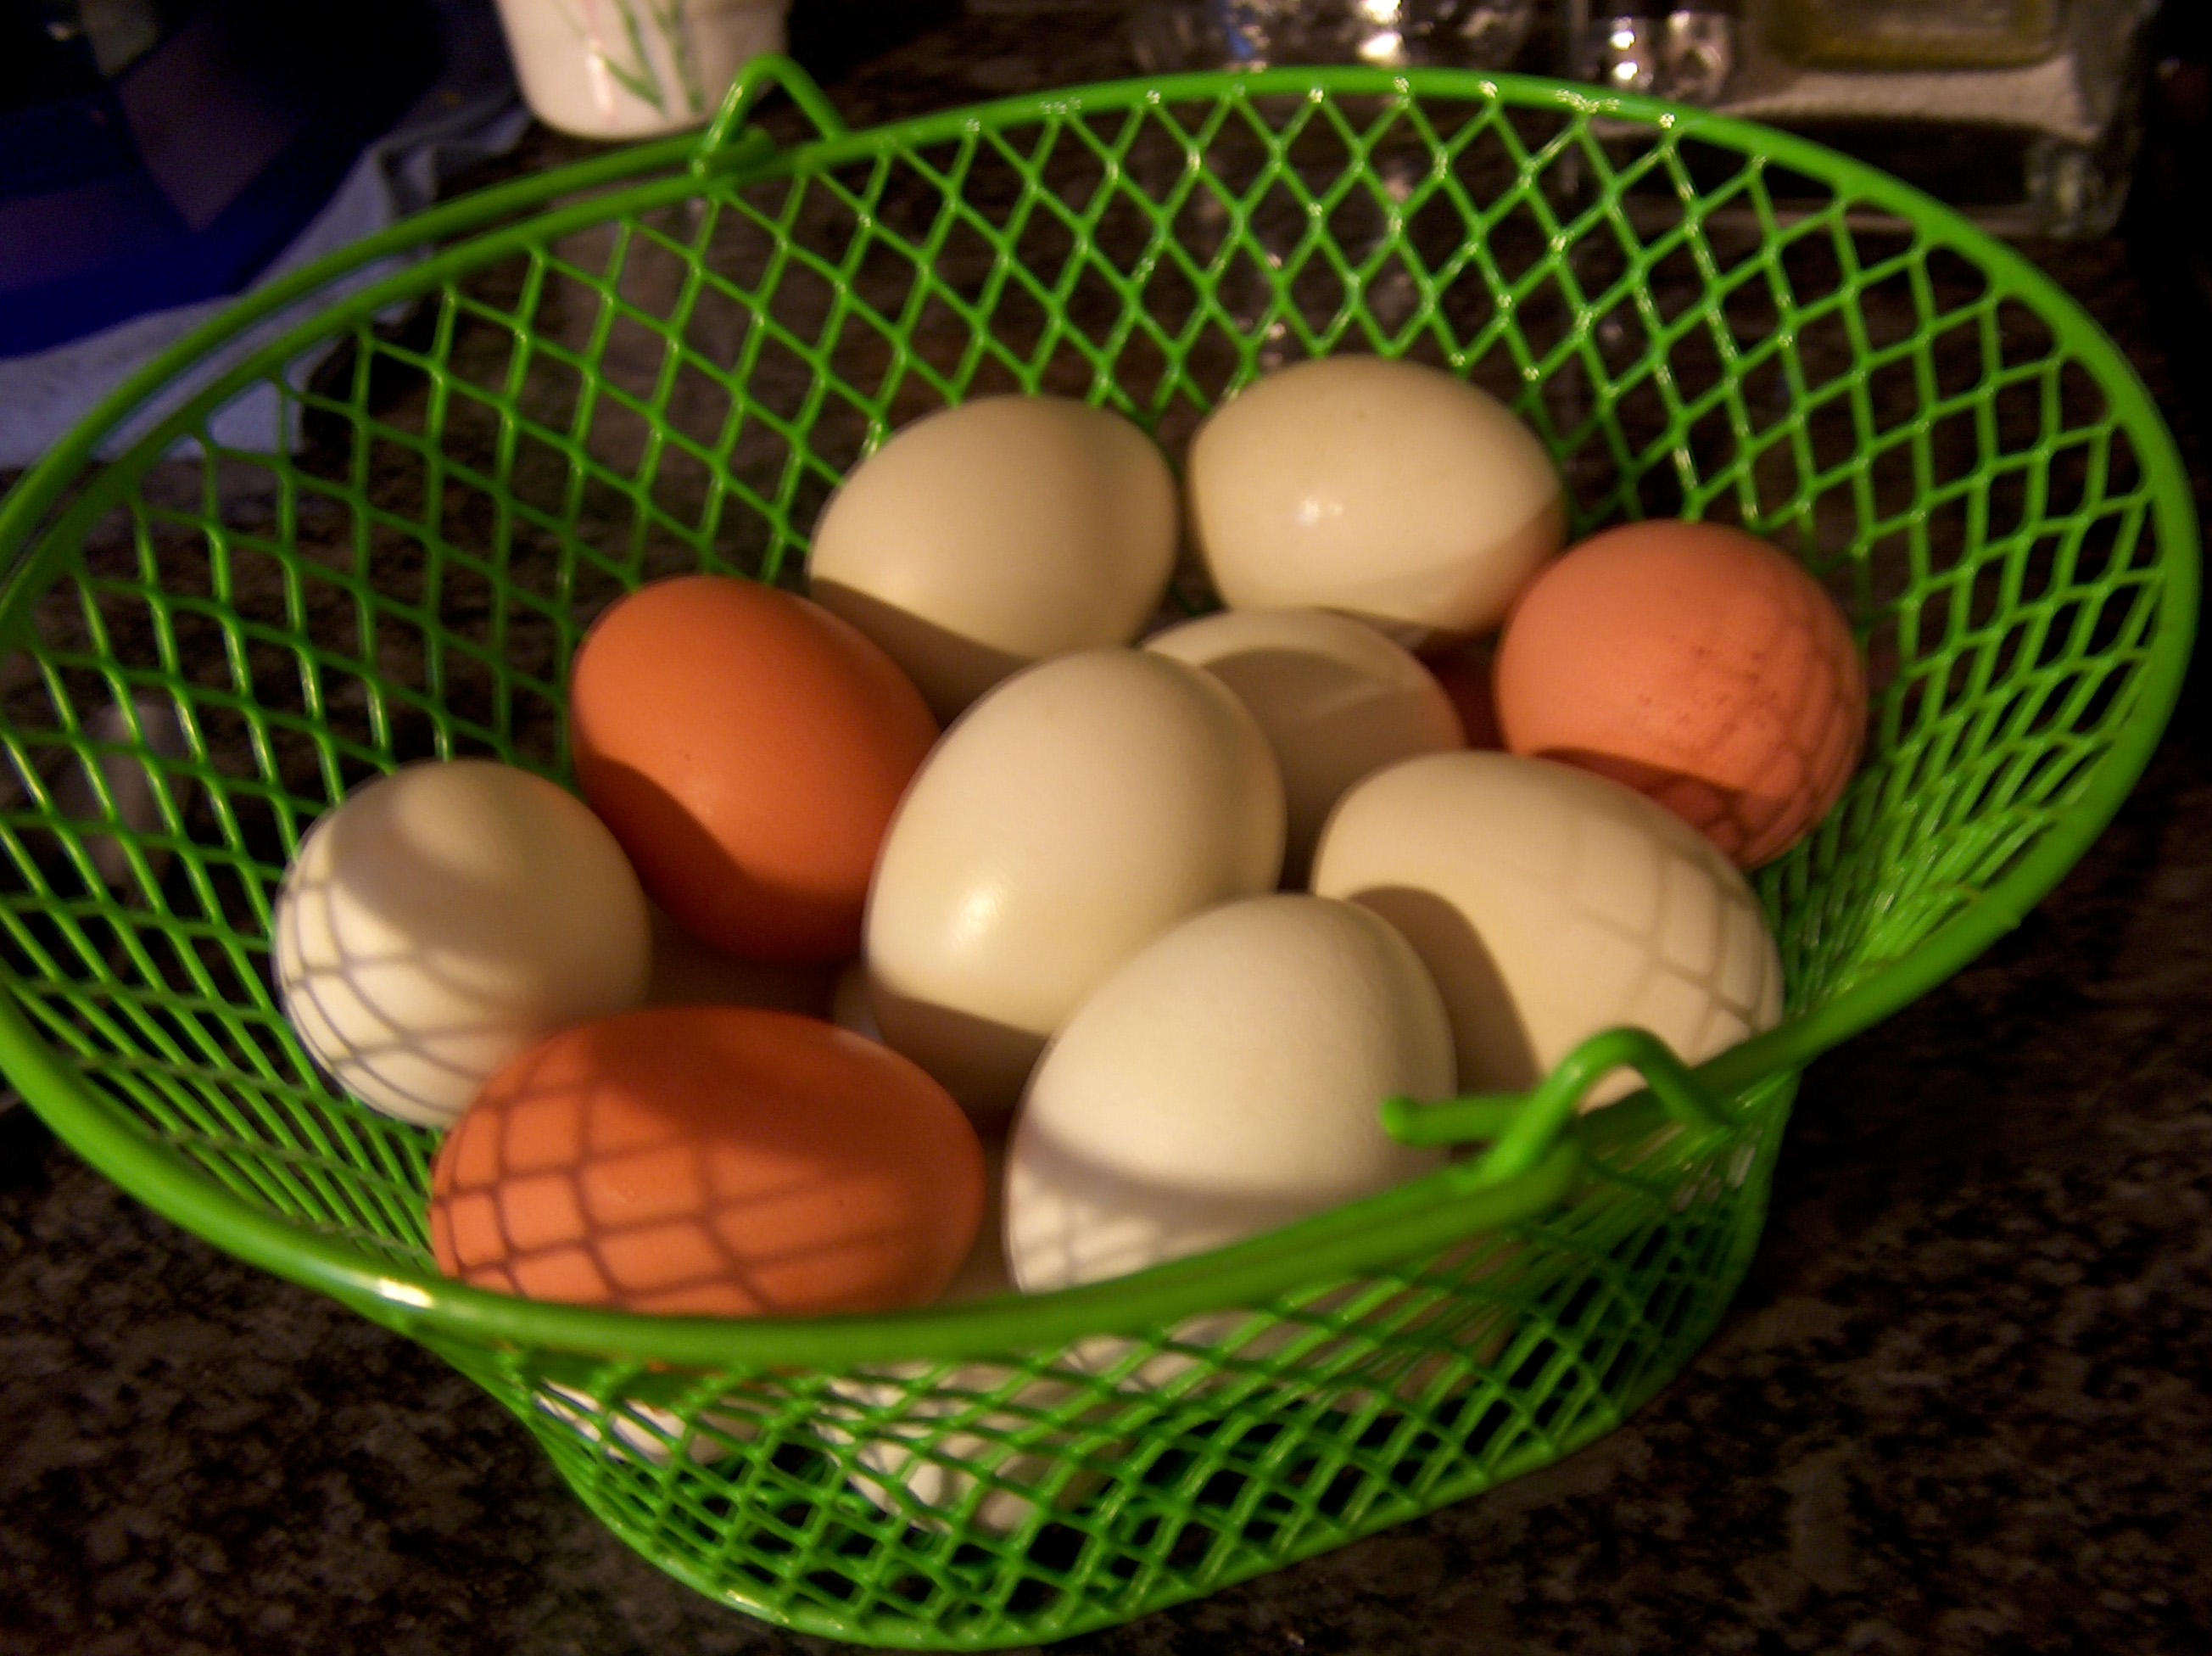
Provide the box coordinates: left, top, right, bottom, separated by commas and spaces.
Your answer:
0, 59, 2198, 1370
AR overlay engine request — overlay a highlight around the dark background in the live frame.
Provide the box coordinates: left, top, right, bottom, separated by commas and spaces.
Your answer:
4, 3, 2212, 1653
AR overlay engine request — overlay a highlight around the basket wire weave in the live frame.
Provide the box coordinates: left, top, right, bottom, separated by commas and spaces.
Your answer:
0, 57, 2197, 1649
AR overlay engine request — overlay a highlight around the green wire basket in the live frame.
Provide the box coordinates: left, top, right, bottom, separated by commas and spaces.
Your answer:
0, 54, 2198, 1649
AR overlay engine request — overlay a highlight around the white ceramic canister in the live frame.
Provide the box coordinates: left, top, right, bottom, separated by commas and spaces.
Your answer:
493, 0, 790, 138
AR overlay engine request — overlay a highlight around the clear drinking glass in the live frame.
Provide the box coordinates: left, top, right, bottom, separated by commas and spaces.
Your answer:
1569, 0, 2157, 238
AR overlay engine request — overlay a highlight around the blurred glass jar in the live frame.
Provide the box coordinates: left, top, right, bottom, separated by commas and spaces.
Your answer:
1130, 0, 1540, 72
1767, 0, 2064, 70
1569, 0, 2154, 238
1576, 3, 1741, 103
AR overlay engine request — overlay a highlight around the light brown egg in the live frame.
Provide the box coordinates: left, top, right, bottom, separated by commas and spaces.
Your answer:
427, 1007, 985, 1318
1495, 520, 1867, 868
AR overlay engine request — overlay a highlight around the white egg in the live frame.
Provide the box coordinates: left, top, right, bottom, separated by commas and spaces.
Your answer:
1145, 607, 1466, 882
821, 1141, 1117, 1536
1309, 751, 1785, 1106
865, 649, 1285, 1127
1004, 893, 1452, 1294
821, 1361, 1110, 1538
807, 395, 1179, 720
272, 759, 651, 1127
1187, 356, 1566, 652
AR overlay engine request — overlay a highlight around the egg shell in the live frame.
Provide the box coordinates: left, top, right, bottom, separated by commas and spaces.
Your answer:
1004, 893, 1451, 1295
272, 759, 651, 1129
819, 1140, 1113, 1537
427, 1006, 985, 1318
1145, 607, 1466, 883
1310, 751, 1784, 1106
808, 395, 1180, 720
1187, 356, 1567, 652
568, 574, 939, 963
1495, 519, 1868, 868
865, 648, 1286, 1127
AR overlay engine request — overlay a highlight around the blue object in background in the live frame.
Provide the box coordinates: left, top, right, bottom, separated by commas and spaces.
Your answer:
1, 0, 444, 357
0, 0, 532, 469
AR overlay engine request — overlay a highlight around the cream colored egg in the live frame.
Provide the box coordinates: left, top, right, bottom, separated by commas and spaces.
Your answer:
865, 649, 1285, 1127
1187, 356, 1567, 652
1145, 607, 1466, 882
272, 759, 651, 1127
1004, 893, 1452, 1295
1309, 751, 1784, 1106
807, 395, 1180, 720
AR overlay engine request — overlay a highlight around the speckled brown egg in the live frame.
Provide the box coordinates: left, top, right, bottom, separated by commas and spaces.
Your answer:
1494, 520, 1867, 868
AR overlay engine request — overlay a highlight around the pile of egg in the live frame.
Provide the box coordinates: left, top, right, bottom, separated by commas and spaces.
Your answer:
272, 355, 1866, 1485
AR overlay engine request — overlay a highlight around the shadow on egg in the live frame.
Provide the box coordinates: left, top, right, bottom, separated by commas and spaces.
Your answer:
1192, 645, 1422, 735
1427, 640, 1502, 751
1006, 1111, 1353, 1293
276, 885, 500, 1128
573, 756, 863, 964
276, 813, 605, 1128
1538, 747, 1792, 871
866, 986, 1049, 1132
1187, 644, 1461, 883
806, 577, 1032, 724
1341, 885, 1540, 1099
641, 901, 838, 1015
429, 1014, 972, 1318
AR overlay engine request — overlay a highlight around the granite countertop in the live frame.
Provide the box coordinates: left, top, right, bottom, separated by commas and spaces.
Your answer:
6, 5, 2212, 1653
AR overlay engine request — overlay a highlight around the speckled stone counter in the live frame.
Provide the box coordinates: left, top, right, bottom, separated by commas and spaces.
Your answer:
5, 5, 2212, 1653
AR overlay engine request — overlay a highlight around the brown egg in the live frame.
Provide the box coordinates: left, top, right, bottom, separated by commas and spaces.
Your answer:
427, 1007, 986, 1318
1495, 520, 1867, 869
569, 574, 939, 963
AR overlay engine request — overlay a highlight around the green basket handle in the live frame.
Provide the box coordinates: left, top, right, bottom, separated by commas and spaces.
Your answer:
692, 52, 848, 174
1381, 1026, 1735, 1186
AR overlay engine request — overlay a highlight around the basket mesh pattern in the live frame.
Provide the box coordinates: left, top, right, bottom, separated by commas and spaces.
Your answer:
0, 69, 2192, 1648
